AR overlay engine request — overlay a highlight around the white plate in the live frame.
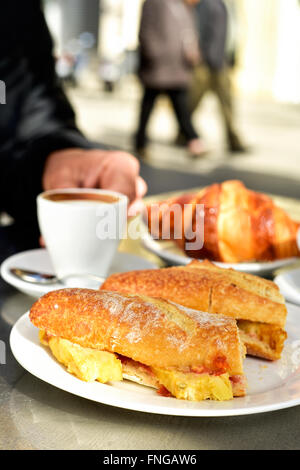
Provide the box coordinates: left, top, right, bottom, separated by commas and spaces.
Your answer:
275, 268, 300, 306
142, 232, 298, 276
0, 248, 157, 298
10, 304, 300, 417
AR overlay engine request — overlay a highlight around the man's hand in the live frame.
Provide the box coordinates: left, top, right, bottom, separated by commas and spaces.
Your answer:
42, 148, 147, 215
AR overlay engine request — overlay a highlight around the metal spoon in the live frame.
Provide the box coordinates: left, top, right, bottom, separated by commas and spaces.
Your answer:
9, 268, 105, 286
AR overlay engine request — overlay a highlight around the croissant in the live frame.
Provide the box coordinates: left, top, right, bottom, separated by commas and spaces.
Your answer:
146, 180, 300, 263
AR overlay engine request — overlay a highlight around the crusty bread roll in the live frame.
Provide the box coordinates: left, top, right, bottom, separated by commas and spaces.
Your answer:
101, 259, 287, 360
30, 288, 245, 374
29, 288, 247, 399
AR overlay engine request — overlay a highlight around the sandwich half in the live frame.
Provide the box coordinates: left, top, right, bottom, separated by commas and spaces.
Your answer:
101, 260, 287, 361
29, 288, 247, 401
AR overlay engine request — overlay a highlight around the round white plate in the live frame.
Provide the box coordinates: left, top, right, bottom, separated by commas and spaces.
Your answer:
142, 232, 298, 276
0, 248, 157, 298
275, 268, 300, 306
10, 304, 300, 417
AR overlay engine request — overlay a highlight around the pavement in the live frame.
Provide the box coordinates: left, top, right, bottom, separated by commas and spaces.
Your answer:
67, 76, 300, 199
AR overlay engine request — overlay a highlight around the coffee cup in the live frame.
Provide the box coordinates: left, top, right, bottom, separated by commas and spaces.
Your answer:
37, 188, 128, 284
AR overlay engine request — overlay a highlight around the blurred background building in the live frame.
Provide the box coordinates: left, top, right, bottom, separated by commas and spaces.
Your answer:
42, 0, 300, 197
44, 0, 300, 102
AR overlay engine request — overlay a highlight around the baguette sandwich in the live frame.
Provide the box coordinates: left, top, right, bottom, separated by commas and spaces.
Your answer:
101, 260, 288, 361
29, 288, 247, 401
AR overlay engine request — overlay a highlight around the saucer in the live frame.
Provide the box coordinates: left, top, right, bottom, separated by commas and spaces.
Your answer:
1, 248, 157, 298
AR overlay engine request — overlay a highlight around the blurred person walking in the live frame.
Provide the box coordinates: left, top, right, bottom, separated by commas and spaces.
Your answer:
135, 0, 207, 157
189, 0, 247, 153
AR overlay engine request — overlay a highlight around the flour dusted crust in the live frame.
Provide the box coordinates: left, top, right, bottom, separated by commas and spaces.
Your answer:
101, 259, 287, 327
101, 259, 287, 360
29, 288, 245, 375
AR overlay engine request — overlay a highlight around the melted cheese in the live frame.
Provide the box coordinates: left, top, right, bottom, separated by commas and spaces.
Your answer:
40, 331, 122, 383
153, 368, 233, 401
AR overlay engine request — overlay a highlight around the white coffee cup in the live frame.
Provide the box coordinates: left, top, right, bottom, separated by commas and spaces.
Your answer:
37, 188, 128, 283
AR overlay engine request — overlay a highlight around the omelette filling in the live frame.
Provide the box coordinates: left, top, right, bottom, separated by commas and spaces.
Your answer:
153, 367, 233, 401
237, 320, 287, 360
40, 331, 123, 383
39, 331, 244, 401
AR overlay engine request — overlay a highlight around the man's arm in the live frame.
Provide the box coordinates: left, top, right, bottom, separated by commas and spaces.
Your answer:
21, 0, 93, 144
0, 1, 99, 220
0, 1, 146, 232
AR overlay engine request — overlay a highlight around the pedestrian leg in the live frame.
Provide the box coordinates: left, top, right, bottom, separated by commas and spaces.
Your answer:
135, 87, 159, 150
212, 68, 246, 152
188, 64, 211, 114
168, 88, 208, 156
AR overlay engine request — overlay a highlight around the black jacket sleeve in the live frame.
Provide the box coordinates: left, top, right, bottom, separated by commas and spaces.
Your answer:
0, 0, 106, 224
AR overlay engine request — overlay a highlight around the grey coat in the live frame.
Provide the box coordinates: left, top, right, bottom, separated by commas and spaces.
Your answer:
138, 0, 199, 88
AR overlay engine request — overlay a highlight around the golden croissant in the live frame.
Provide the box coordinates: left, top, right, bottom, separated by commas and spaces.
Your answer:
146, 180, 300, 263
